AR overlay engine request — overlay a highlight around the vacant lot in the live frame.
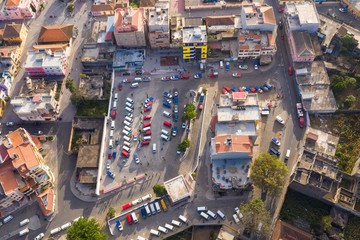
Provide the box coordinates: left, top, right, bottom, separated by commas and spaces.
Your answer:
345, 214, 360, 240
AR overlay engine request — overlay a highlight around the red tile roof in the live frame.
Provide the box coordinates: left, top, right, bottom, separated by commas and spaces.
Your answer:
206, 16, 234, 26
3, 22, 22, 40
8, 143, 40, 175
7, 129, 28, 148
37, 25, 74, 43
5, 0, 19, 7
214, 135, 253, 155
31, 136, 42, 149
37, 188, 55, 216
232, 92, 247, 100
0, 161, 18, 195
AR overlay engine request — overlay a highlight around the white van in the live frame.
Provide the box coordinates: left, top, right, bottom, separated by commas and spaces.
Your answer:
131, 212, 138, 223
126, 102, 133, 108
125, 116, 133, 123
126, 97, 134, 104
50, 227, 62, 235
122, 130, 130, 136
198, 87, 203, 95
110, 130, 114, 139
200, 212, 210, 220
233, 214, 240, 223
179, 215, 188, 223
19, 228, 29, 236
123, 136, 131, 142
171, 220, 182, 227
111, 121, 115, 130
153, 143, 156, 153
150, 229, 160, 236
124, 126, 132, 133
155, 201, 161, 213
113, 101, 117, 110
158, 226, 168, 233
61, 222, 72, 230
131, 83, 139, 88
137, 236, 147, 240
197, 206, 208, 212
3, 215, 13, 224
134, 77, 142, 82
143, 126, 151, 132
125, 107, 133, 113
142, 194, 152, 201
124, 141, 132, 148
143, 136, 151, 141
124, 120, 132, 127
161, 129, 169, 136
220, 60, 224, 68
163, 111, 171, 118
123, 146, 131, 153
114, 93, 118, 101
207, 210, 217, 219
285, 149, 290, 162
161, 134, 169, 142
109, 139, 113, 149
144, 204, 151, 216
150, 203, 156, 215
165, 223, 175, 231
19, 218, 30, 227
217, 210, 226, 219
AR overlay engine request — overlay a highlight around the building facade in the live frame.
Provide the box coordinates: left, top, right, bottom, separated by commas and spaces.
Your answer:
0, 0, 40, 21
113, 7, 146, 47
148, 2, 170, 49
284, 2, 320, 34
24, 50, 68, 77
238, 31, 276, 59
182, 26, 207, 63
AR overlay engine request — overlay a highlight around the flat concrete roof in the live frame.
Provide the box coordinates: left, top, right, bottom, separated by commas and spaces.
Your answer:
220, 93, 258, 107
305, 126, 340, 157
216, 122, 256, 137
217, 106, 260, 122
318, 15, 342, 48
164, 175, 190, 203
183, 25, 207, 44
113, 49, 145, 68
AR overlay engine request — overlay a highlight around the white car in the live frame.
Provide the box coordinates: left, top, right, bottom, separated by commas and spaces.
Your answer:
232, 72, 241, 78
34, 233, 45, 240
161, 76, 170, 81
276, 116, 285, 125
238, 65, 248, 70
339, 8, 347, 13
182, 122, 186, 129
174, 91, 178, 97
166, 94, 173, 99
134, 153, 140, 164
234, 207, 239, 214
166, 99, 172, 104
106, 160, 111, 169
127, 113, 133, 118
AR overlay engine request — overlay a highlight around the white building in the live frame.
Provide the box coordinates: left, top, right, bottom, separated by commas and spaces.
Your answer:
285, 2, 320, 34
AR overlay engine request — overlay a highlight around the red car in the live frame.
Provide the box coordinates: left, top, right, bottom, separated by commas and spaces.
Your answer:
123, 78, 131, 83
127, 214, 133, 224
223, 86, 231, 92
118, 83, 122, 91
209, 72, 218, 77
111, 110, 116, 119
163, 121, 172, 128
121, 150, 129, 158
108, 150, 112, 159
143, 115, 152, 120
143, 130, 151, 136
143, 122, 151, 127
144, 107, 151, 112
278, 8, 284, 13
281, 34, 284, 40
288, 66, 293, 75
122, 203, 132, 210
180, 74, 189, 79
142, 140, 150, 146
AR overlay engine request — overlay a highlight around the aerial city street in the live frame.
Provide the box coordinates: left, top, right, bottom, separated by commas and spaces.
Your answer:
1, 0, 360, 239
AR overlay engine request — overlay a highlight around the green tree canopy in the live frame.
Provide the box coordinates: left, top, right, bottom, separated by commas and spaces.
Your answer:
322, 216, 333, 233
153, 184, 167, 197
67, 217, 108, 240
178, 139, 190, 152
250, 153, 289, 196
107, 207, 116, 219
341, 34, 357, 52
240, 198, 272, 238
181, 103, 197, 122
344, 95, 356, 108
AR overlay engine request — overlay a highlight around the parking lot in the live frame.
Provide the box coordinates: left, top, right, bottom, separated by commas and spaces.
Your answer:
100, 76, 198, 192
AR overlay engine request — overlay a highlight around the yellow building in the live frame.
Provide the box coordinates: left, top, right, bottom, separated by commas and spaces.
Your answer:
341, 0, 360, 18
182, 26, 207, 63
2, 22, 28, 44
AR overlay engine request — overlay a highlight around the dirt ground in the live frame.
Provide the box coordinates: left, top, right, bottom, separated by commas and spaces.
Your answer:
192, 225, 221, 240
160, 56, 180, 66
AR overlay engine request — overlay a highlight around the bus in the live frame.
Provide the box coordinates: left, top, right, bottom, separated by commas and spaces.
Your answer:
160, 199, 167, 212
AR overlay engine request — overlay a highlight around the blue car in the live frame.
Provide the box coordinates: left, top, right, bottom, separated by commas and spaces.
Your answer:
174, 96, 178, 105
116, 220, 123, 231
106, 171, 115, 179
141, 208, 147, 219
264, 83, 272, 89
170, 75, 179, 80
163, 101, 171, 108
172, 126, 178, 137
113, 149, 117, 158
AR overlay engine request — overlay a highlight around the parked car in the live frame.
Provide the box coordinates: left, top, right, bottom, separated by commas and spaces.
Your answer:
115, 138, 119, 145
33, 130, 43, 135
278, 20, 283, 29
339, 8, 347, 13
111, 110, 116, 119
272, 137, 281, 146
254, 61, 258, 70
166, 99, 172, 104
194, 73, 202, 79
34, 233, 45, 240
180, 74, 189, 79
143, 130, 151, 136
239, 65, 248, 70
164, 121, 172, 128
225, 61, 230, 70
264, 83, 272, 89
145, 97, 154, 104
106, 160, 111, 169
209, 72, 218, 77
108, 149, 112, 159
123, 78, 131, 83
144, 106, 152, 112
182, 122, 186, 129
223, 86, 231, 92
232, 72, 241, 78
106, 171, 115, 179
163, 101, 172, 108
116, 220, 123, 231
288, 66, 293, 75
174, 91, 178, 97
142, 140, 150, 146
172, 126, 178, 136
143, 115, 152, 120
281, 34, 284, 40
278, 8, 284, 13
161, 76, 170, 81
276, 116, 285, 125
170, 75, 179, 80
118, 83, 122, 91
122, 150, 130, 158
164, 92, 173, 99
6, 122, 14, 126
134, 153, 140, 164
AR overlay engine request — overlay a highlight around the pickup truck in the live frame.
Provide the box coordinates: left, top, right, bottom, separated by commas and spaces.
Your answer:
164, 92, 173, 99
296, 103, 305, 128
200, 93, 204, 102
33, 130, 43, 135
209, 72, 218, 77
194, 73, 202, 79
163, 101, 172, 108
170, 75, 179, 80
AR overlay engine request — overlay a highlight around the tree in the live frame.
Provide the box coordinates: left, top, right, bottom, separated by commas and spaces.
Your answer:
178, 139, 190, 152
240, 198, 271, 238
250, 153, 288, 196
65, 77, 76, 93
332, 81, 347, 94
345, 77, 357, 86
341, 34, 357, 52
67, 217, 108, 240
344, 95, 356, 108
322, 216, 333, 233
153, 184, 167, 197
181, 102, 197, 122
67, 4, 74, 13
107, 207, 116, 219
30, 4, 36, 13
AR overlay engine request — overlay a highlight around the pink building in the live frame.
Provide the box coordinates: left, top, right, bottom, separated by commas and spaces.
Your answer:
1, 0, 40, 21
287, 31, 315, 62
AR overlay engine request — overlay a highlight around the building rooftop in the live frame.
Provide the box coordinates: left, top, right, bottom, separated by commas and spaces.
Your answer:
5, 128, 31, 148
91, 0, 115, 12
304, 127, 340, 157
3, 22, 22, 40
164, 175, 190, 203
140, 0, 155, 7
24, 50, 66, 69
114, 7, 145, 33
8, 143, 40, 174
318, 15, 343, 48
292, 31, 315, 58
37, 25, 74, 44
0, 161, 18, 195
183, 25, 207, 43
213, 135, 253, 154
217, 106, 260, 122
271, 220, 314, 240
220, 93, 258, 106
238, 30, 274, 52
216, 122, 256, 137
148, 3, 169, 33
36, 188, 55, 216
11, 95, 56, 116
347, 0, 360, 11
113, 49, 145, 68
76, 145, 100, 168
217, 226, 237, 240
84, 18, 109, 46
242, 3, 276, 30
285, 2, 319, 31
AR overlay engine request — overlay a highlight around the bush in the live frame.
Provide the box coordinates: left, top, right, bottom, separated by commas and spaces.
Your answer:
153, 184, 167, 197
344, 95, 356, 108
107, 207, 116, 219
178, 139, 190, 152
65, 77, 76, 93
